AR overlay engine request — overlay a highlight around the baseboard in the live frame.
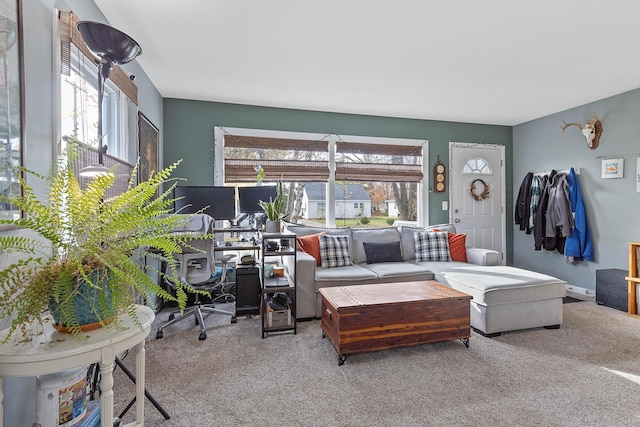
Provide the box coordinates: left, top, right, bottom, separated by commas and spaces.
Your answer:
565, 284, 596, 301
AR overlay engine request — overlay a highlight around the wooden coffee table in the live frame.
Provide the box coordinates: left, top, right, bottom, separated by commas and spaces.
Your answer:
319, 281, 472, 365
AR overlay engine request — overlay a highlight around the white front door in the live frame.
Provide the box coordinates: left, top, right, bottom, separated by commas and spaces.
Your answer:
449, 142, 506, 264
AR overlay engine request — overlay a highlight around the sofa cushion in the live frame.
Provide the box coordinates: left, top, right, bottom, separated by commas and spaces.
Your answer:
315, 264, 378, 284
415, 231, 451, 262
400, 224, 457, 261
319, 234, 352, 268
296, 232, 325, 266
448, 233, 468, 262
438, 265, 567, 306
352, 227, 401, 264
285, 223, 350, 237
363, 262, 434, 282
433, 228, 468, 263
400, 226, 424, 261
363, 241, 403, 264
413, 260, 469, 274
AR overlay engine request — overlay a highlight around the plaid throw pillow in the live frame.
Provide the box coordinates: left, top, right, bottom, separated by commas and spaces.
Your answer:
318, 234, 352, 268
414, 231, 451, 262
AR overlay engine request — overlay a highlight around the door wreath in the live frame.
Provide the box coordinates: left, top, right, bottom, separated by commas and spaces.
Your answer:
469, 178, 490, 201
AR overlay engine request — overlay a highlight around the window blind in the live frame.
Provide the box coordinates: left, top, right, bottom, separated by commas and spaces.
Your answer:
224, 135, 329, 183
335, 141, 423, 182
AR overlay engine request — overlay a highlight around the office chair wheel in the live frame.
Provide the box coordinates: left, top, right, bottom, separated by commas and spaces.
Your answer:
199, 332, 206, 341
156, 330, 164, 339
231, 316, 237, 324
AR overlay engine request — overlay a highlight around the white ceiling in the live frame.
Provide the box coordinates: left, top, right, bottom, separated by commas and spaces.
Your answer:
94, 0, 640, 126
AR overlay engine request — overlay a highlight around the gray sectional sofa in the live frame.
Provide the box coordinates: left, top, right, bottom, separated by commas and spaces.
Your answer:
283, 222, 566, 336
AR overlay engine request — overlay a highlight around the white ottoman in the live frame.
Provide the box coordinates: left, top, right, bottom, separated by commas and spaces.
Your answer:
436, 266, 567, 337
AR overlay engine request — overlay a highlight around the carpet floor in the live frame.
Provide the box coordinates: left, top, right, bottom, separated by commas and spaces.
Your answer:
113, 301, 640, 427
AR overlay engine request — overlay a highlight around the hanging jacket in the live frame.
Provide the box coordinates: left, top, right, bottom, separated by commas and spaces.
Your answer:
565, 168, 594, 262
546, 172, 573, 238
534, 170, 554, 250
515, 172, 533, 233
529, 173, 546, 231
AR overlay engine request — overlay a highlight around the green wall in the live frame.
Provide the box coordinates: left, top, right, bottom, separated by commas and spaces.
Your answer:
164, 98, 513, 256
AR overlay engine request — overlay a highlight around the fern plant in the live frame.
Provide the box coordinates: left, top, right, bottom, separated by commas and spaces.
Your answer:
0, 143, 207, 343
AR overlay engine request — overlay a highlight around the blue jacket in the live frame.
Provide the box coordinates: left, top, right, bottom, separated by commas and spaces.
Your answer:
565, 168, 594, 261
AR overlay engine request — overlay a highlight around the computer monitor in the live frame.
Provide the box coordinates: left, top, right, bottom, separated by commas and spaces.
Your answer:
237, 185, 277, 214
173, 186, 236, 220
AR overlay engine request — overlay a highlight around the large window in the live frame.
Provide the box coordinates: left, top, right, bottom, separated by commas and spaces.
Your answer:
60, 44, 128, 161
57, 10, 137, 196
215, 127, 429, 228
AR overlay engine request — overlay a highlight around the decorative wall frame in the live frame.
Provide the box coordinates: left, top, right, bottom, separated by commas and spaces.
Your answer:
434, 159, 446, 192
0, 0, 23, 223
138, 111, 159, 182
601, 158, 624, 179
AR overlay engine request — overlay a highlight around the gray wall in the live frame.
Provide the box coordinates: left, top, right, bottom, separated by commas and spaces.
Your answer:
163, 98, 513, 233
4, 1, 163, 426
513, 88, 640, 294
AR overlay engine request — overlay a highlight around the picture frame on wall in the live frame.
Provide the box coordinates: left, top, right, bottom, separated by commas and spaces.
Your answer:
138, 111, 159, 182
601, 158, 624, 179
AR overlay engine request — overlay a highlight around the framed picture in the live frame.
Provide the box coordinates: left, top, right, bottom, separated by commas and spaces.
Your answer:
601, 158, 624, 179
138, 111, 159, 182
0, 0, 24, 223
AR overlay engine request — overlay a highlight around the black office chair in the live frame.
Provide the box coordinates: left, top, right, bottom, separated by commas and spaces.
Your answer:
155, 216, 236, 341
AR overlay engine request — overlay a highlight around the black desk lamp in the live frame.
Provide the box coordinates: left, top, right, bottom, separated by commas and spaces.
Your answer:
76, 21, 142, 177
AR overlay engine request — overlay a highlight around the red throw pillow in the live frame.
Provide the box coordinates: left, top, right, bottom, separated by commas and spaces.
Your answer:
296, 232, 325, 266
433, 229, 468, 262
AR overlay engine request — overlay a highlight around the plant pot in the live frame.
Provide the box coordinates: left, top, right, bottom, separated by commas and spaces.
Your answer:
48, 272, 116, 332
265, 219, 281, 233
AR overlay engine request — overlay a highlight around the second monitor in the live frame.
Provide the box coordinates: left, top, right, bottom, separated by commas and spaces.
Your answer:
237, 185, 277, 214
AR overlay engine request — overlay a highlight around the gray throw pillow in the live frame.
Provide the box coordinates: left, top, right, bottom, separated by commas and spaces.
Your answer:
363, 241, 404, 264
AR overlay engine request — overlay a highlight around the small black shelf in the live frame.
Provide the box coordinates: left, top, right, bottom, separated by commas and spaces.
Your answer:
260, 232, 297, 338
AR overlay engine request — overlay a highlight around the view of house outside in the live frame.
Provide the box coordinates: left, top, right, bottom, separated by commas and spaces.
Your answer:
224, 134, 420, 228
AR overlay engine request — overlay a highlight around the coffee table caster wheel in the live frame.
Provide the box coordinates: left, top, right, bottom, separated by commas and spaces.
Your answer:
199, 332, 206, 341
338, 355, 347, 366
462, 338, 470, 348
231, 316, 237, 323
155, 330, 163, 339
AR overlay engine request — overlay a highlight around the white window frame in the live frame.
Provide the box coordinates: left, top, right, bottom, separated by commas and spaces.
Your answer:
57, 39, 129, 162
214, 127, 430, 227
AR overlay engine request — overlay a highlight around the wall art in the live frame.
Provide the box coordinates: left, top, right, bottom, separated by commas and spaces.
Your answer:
601, 158, 624, 179
138, 111, 159, 183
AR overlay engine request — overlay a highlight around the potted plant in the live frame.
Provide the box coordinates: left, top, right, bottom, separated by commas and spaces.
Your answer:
0, 143, 207, 343
258, 180, 286, 233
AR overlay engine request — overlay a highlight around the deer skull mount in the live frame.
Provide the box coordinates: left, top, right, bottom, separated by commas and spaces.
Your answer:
561, 113, 602, 149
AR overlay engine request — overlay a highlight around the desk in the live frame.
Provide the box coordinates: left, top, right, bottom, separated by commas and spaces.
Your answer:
0, 305, 154, 427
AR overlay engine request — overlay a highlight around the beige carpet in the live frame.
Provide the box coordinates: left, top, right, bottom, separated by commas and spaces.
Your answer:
113, 302, 640, 427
